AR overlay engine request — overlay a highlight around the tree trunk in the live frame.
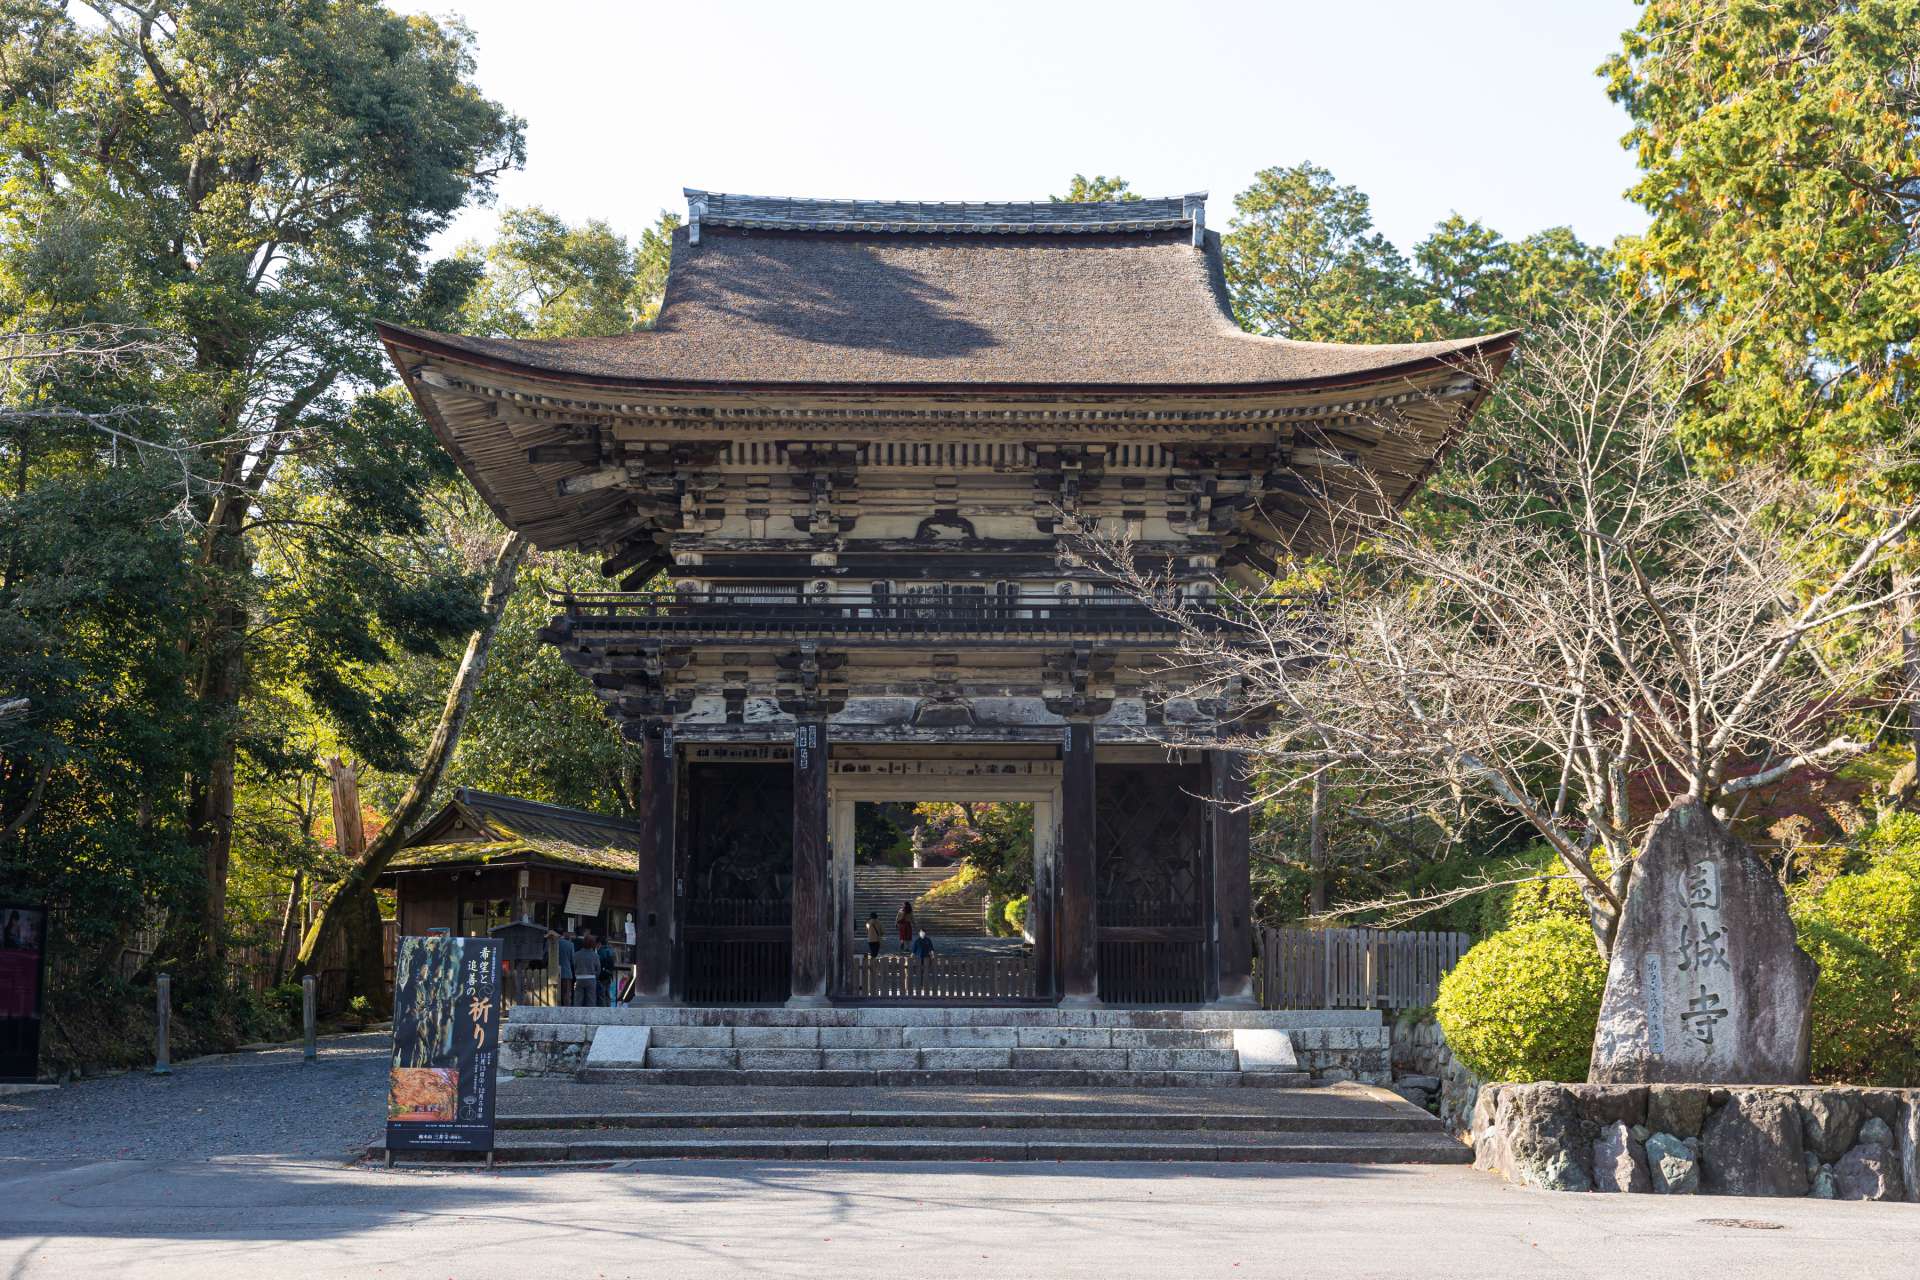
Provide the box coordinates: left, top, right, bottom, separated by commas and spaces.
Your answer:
180, 485, 251, 962
294, 531, 528, 980
322, 757, 388, 1015
1307, 771, 1328, 915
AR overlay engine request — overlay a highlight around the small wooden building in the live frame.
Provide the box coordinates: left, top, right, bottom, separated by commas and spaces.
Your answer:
379, 191, 1513, 1008
379, 788, 642, 1000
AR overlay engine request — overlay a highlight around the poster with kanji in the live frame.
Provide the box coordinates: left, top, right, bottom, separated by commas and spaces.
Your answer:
386, 935, 501, 1153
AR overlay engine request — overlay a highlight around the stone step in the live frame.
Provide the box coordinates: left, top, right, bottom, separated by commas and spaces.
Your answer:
578, 1067, 1311, 1089
497, 1108, 1438, 1134
377, 1126, 1469, 1165
646, 1024, 1241, 1050
640, 1046, 1246, 1072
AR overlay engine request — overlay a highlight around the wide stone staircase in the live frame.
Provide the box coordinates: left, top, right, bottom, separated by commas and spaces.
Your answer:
477, 1083, 1468, 1164
852, 864, 991, 939
373, 1005, 1469, 1166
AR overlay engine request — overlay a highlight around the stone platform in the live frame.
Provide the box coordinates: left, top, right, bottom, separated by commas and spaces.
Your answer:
500, 1005, 1388, 1088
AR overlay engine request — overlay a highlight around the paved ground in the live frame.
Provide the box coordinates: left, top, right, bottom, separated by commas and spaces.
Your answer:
2, 1156, 1917, 1279
0, 1030, 388, 1160
4, 1035, 1917, 1278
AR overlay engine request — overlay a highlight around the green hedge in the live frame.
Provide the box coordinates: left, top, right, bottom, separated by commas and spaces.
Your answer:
1793, 842, 1920, 1086
1435, 917, 1607, 1083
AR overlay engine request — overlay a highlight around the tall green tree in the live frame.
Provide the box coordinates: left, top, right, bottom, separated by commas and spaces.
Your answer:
1222, 163, 1428, 343
0, 0, 524, 968
1607, 0, 1920, 775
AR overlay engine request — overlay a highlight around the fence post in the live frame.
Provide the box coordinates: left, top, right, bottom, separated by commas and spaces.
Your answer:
152, 973, 171, 1075
302, 974, 317, 1062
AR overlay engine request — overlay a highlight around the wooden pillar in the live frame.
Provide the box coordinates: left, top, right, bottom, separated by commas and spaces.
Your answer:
1058, 721, 1099, 1005
1211, 748, 1256, 1007
630, 722, 675, 1003
789, 718, 832, 1006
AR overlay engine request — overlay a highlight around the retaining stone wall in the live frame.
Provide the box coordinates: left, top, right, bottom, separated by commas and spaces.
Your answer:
1471, 1081, 1919, 1202
1390, 1013, 1484, 1137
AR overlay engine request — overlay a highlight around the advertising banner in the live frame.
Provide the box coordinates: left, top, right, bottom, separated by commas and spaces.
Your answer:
386, 935, 501, 1153
0, 904, 47, 1084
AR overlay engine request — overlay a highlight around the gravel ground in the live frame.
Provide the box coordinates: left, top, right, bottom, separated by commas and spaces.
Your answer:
0, 1031, 388, 1161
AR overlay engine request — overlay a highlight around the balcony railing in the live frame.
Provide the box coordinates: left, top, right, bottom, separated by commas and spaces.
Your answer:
550, 590, 1247, 639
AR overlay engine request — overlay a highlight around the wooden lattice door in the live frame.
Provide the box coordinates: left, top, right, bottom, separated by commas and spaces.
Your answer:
678, 762, 792, 1003
1095, 762, 1212, 1004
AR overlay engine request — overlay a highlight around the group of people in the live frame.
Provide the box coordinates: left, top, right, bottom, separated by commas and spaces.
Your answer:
866, 900, 936, 963
548, 927, 617, 1007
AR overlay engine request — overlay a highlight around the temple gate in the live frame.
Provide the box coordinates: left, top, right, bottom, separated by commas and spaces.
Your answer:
380, 189, 1511, 1007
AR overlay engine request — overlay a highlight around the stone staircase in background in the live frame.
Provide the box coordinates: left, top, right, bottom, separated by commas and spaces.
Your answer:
852, 863, 991, 939
503, 1005, 1395, 1090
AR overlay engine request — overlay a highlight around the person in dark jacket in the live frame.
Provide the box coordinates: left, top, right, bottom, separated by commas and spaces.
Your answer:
596, 935, 617, 1007
549, 928, 576, 1006
910, 928, 935, 972
571, 933, 601, 1008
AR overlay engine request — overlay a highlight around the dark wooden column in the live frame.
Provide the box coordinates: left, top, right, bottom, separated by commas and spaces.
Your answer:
629, 721, 675, 1004
789, 718, 832, 1006
1058, 721, 1099, 1005
1211, 748, 1256, 1007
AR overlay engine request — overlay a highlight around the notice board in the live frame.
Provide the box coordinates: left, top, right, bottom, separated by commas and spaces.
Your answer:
386, 935, 501, 1153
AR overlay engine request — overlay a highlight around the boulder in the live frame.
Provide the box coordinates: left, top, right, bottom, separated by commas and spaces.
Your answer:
1832, 1142, 1905, 1202
1859, 1116, 1894, 1148
1810, 1166, 1837, 1199
1589, 802, 1816, 1085
1484, 1084, 1594, 1192
1646, 1085, 1710, 1137
1594, 1121, 1653, 1193
1565, 1084, 1648, 1129
1646, 1132, 1699, 1194
1699, 1090, 1809, 1196
1799, 1091, 1867, 1164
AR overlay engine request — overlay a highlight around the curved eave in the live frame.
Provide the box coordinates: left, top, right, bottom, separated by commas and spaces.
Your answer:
376, 320, 1518, 401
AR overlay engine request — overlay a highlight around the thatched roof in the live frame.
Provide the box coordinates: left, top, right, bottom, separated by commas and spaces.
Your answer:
381, 788, 638, 878
379, 191, 1512, 391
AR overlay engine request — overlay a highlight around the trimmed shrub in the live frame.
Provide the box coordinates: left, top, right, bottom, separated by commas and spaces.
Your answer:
1795, 918, 1909, 1085
1434, 917, 1606, 1083
1793, 846, 1920, 1085
1004, 895, 1030, 937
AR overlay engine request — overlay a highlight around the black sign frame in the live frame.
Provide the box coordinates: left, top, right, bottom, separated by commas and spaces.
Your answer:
386, 935, 502, 1153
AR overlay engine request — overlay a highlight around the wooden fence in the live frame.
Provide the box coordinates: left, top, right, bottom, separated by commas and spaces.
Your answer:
1255, 927, 1471, 1011
846, 951, 1036, 1000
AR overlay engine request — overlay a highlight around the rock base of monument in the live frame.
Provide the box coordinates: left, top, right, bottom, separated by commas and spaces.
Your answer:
1471, 1082, 1918, 1201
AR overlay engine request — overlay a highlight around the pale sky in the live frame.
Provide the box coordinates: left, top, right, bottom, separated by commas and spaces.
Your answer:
417, 0, 1648, 259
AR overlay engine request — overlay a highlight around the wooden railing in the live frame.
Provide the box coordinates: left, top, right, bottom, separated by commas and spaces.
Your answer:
845, 951, 1035, 1000
1256, 927, 1471, 1011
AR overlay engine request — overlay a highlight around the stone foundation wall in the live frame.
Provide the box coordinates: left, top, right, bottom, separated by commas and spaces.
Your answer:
498, 1007, 1390, 1081
1287, 1024, 1391, 1085
1471, 1081, 1919, 1202
1390, 1013, 1483, 1136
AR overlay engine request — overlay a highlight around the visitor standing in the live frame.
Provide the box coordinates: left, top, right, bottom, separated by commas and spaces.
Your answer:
597, 934, 616, 1007
865, 912, 882, 958
910, 928, 934, 978
571, 932, 601, 1008
896, 900, 914, 952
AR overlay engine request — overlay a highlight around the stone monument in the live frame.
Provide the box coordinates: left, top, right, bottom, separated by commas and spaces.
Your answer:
1590, 800, 1816, 1084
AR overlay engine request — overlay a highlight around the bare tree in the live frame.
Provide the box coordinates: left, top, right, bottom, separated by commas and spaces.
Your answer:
1089, 302, 1918, 957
